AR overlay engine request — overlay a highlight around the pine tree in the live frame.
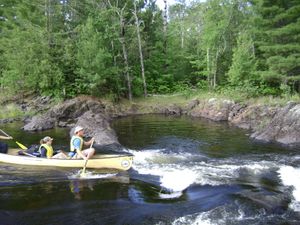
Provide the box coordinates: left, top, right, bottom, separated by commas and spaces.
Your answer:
253, 0, 300, 93
228, 31, 257, 87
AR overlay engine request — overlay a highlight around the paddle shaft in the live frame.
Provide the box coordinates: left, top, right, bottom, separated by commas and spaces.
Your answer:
0, 129, 11, 138
0, 129, 27, 150
81, 139, 94, 174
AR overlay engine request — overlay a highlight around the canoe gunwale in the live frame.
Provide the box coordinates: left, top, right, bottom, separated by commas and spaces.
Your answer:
0, 152, 133, 171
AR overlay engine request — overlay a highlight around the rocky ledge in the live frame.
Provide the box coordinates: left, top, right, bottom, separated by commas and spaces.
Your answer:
22, 96, 300, 146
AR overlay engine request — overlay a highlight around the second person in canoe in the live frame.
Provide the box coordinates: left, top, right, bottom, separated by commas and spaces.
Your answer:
39, 136, 68, 159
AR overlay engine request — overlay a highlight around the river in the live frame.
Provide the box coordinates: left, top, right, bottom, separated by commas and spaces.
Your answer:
1, 115, 300, 224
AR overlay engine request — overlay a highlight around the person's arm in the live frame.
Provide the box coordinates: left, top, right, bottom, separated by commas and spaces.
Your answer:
73, 138, 87, 160
84, 137, 95, 147
0, 135, 12, 140
40, 147, 47, 158
76, 149, 87, 160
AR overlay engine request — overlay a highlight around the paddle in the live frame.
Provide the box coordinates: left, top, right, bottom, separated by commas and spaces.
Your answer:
81, 139, 94, 176
0, 129, 27, 149
0, 129, 36, 157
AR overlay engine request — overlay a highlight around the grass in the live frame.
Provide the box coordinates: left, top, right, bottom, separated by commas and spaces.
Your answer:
116, 89, 300, 109
1, 88, 299, 119
0, 103, 25, 119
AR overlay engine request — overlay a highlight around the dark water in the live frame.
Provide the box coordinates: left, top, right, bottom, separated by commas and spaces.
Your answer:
1, 115, 300, 225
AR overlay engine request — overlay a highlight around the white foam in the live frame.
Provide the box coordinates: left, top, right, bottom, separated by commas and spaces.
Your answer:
68, 171, 117, 180
170, 204, 266, 225
278, 166, 300, 211
130, 149, 275, 195
159, 192, 183, 199
160, 170, 197, 192
171, 212, 214, 225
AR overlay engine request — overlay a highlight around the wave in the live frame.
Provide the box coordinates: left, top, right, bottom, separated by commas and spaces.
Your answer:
278, 166, 300, 211
129, 149, 280, 199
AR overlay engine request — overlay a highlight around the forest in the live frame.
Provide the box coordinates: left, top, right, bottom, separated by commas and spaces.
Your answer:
1, 0, 299, 101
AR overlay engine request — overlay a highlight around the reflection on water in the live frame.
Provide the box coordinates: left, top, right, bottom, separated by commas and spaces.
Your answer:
1, 115, 300, 224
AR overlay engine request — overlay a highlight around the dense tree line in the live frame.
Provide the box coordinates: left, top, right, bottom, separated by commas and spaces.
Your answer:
0, 0, 299, 100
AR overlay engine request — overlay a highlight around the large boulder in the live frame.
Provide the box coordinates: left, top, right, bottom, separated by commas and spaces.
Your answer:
251, 102, 300, 145
70, 111, 119, 146
23, 115, 56, 131
23, 97, 105, 131
23, 97, 120, 147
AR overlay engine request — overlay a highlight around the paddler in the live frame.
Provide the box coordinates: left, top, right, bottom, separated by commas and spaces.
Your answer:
69, 126, 95, 160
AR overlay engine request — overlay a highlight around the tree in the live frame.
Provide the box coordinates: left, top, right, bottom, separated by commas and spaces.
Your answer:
228, 31, 258, 87
253, 0, 300, 94
0, 0, 64, 96
133, 0, 147, 97
107, 0, 133, 101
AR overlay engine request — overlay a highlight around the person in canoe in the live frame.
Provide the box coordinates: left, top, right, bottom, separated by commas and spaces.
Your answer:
69, 126, 95, 160
39, 136, 68, 159
0, 135, 13, 154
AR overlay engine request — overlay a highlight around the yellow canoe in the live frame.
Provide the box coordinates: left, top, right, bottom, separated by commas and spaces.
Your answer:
0, 149, 133, 171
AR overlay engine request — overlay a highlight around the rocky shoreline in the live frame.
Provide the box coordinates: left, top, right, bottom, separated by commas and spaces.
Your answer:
3, 96, 300, 146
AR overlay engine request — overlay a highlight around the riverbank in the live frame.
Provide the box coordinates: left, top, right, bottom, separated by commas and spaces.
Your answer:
1, 92, 300, 146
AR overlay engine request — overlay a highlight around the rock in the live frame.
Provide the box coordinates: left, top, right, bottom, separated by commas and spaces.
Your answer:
21, 95, 300, 146
189, 99, 234, 121
252, 103, 300, 145
230, 105, 277, 131
23, 97, 105, 131
165, 104, 182, 115
23, 115, 56, 131
186, 99, 199, 111
23, 97, 120, 146
71, 111, 119, 145
152, 104, 182, 115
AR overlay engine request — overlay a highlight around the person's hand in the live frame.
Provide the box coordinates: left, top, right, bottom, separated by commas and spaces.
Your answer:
89, 137, 95, 145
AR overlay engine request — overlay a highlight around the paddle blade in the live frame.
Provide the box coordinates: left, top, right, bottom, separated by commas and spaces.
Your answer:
16, 141, 28, 150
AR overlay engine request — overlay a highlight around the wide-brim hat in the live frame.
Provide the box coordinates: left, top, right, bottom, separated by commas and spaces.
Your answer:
74, 126, 84, 134
43, 136, 53, 142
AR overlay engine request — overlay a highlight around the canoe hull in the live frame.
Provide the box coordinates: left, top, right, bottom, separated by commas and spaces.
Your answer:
0, 152, 133, 171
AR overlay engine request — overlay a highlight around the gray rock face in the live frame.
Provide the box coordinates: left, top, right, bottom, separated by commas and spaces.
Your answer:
229, 104, 277, 130
22, 96, 300, 146
251, 102, 300, 145
23, 116, 56, 131
70, 111, 118, 145
189, 98, 235, 121
23, 97, 119, 146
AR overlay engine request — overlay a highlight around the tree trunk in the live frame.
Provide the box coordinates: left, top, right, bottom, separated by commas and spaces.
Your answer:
133, 1, 147, 97
45, 0, 52, 47
111, 40, 117, 67
207, 47, 212, 88
213, 49, 219, 89
120, 18, 132, 101
163, 0, 168, 55
107, 0, 132, 101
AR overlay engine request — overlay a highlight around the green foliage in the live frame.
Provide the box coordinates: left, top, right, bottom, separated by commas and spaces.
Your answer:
0, 103, 25, 119
75, 17, 115, 96
227, 31, 258, 86
1, 0, 300, 101
253, 0, 300, 93
1, 25, 64, 96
